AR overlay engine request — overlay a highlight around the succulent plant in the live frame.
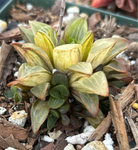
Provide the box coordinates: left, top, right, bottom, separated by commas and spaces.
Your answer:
8, 16, 131, 133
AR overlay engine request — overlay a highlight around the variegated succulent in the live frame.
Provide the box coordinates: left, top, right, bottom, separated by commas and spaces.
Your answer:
8, 16, 131, 133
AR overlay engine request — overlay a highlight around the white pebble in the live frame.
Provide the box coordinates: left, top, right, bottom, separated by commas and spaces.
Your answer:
12, 40, 16, 43
0, 20, 7, 33
18, 40, 25, 44
26, 3, 33, 11
9, 110, 27, 127
131, 60, 135, 65
48, 130, 62, 140
41, 135, 54, 142
83, 125, 95, 133
103, 133, 114, 150
64, 143, 75, 150
83, 120, 89, 128
67, 6, 80, 15
5, 147, 17, 150
52, 69, 57, 74
14, 71, 18, 77
80, 13, 89, 19
0, 107, 7, 115
112, 35, 120, 38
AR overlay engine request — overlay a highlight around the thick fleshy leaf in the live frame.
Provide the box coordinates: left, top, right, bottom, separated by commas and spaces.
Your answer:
69, 72, 89, 85
103, 37, 130, 65
104, 59, 127, 73
11, 86, 18, 95
30, 83, 50, 100
71, 71, 109, 97
31, 99, 49, 133
48, 97, 66, 109
35, 30, 55, 63
14, 93, 20, 103
50, 109, 60, 118
51, 71, 69, 88
29, 21, 51, 35
80, 31, 94, 61
58, 103, 70, 114
72, 90, 99, 117
85, 109, 104, 128
63, 17, 87, 44
11, 43, 53, 72
7, 82, 31, 90
86, 38, 116, 69
22, 43, 54, 71
50, 85, 69, 99
17, 63, 51, 87
19, 26, 34, 43
47, 115, 58, 131
109, 80, 125, 89
53, 44, 82, 71
61, 114, 70, 126
65, 62, 93, 76
107, 73, 129, 80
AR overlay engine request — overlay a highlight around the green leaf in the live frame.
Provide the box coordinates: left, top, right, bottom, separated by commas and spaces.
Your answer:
29, 21, 51, 35
80, 31, 94, 61
72, 90, 99, 117
109, 80, 125, 89
63, 17, 87, 44
17, 63, 51, 87
65, 62, 93, 76
47, 115, 58, 131
107, 73, 129, 80
53, 44, 82, 72
103, 37, 130, 65
50, 85, 69, 99
85, 109, 104, 128
4, 89, 14, 98
87, 38, 116, 69
104, 59, 127, 73
14, 93, 20, 103
48, 97, 66, 109
71, 71, 109, 97
31, 99, 49, 133
50, 109, 60, 119
58, 103, 70, 114
61, 114, 70, 126
11, 86, 18, 95
51, 71, 69, 88
30, 83, 50, 100
19, 26, 34, 43
16, 89, 22, 101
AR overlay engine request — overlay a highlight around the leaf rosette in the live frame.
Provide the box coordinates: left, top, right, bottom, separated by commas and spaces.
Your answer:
8, 16, 131, 133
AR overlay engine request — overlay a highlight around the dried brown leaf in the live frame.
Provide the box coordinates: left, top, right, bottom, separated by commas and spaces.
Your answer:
0, 41, 16, 86
0, 28, 22, 43
0, 134, 27, 150
0, 118, 28, 141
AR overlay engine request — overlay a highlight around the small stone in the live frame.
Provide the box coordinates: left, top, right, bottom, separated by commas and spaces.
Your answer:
136, 118, 138, 122
80, 13, 89, 19
5, 147, 17, 150
64, 144, 75, 150
83, 125, 95, 133
132, 103, 138, 110
103, 133, 114, 150
0, 107, 7, 115
0, 20, 7, 33
9, 110, 27, 127
26, 3, 33, 11
76, 145, 84, 150
41, 135, 54, 143
48, 130, 62, 140
81, 141, 108, 150
14, 71, 18, 77
67, 6, 80, 15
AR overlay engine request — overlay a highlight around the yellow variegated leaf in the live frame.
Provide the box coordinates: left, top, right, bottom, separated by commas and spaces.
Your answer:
103, 37, 130, 65
65, 62, 93, 75
103, 59, 127, 73
80, 31, 94, 61
22, 43, 54, 71
69, 72, 89, 85
17, 63, 51, 87
86, 38, 116, 69
35, 31, 55, 63
11, 43, 53, 72
53, 44, 82, 71
71, 71, 109, 97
